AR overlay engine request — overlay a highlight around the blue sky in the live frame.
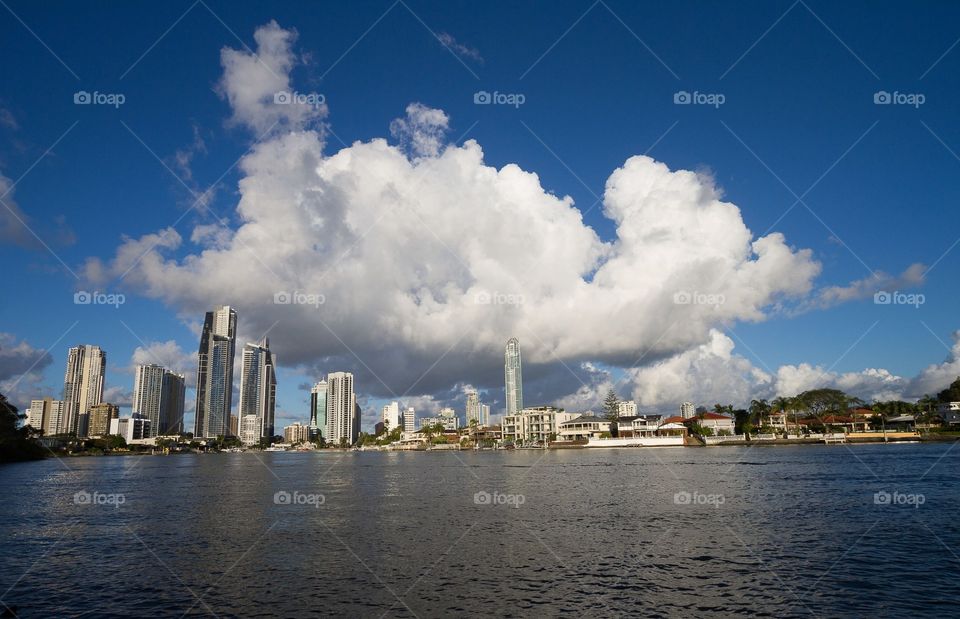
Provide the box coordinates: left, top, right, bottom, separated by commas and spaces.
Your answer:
2, 0, 960, 430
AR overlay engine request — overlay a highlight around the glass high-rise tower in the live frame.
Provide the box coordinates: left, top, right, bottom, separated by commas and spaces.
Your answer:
132, 364, 185, 437
310, 380, 328, 440
194, 305, 237, 439
504, 337, 523, 416
238, 338, 277, 446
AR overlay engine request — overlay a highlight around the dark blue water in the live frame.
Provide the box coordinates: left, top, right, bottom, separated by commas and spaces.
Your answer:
1, 443, 959, 617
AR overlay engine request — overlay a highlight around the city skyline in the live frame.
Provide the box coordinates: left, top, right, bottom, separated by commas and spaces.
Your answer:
3, 3, 960, 440
4, 5, 960, 616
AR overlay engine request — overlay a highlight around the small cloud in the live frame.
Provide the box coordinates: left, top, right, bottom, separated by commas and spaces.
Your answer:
804, 263, 926, 312
436, 32, 484, 64
0, 107, 18, 131
389, 102, 450, 158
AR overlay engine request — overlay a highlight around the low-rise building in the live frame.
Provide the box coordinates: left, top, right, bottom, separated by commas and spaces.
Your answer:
662, 412, 735, 435
87, 403, 119, 437
557, 415, 611, 442
616, 415, 664, 437
109, 414, 151, 443
502, 406, 580, 445
938, 402, 960, 426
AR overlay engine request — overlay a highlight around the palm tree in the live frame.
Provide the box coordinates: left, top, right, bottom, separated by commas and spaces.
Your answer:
749, 399, 771, 430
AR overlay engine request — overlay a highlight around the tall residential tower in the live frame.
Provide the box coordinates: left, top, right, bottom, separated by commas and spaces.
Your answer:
309, 379, 328, 440
132, 364, 186, 437
63, 345, 106, 437
238, 338, 277, 446
326, 372, 357, 446
194, 306, 237, 439
504, 338, 524, 417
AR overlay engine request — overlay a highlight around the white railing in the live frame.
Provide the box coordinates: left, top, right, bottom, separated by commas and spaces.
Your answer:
703, 434, 747, 444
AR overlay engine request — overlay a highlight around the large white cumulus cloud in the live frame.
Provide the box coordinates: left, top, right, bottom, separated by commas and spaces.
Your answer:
81, 21, 943, 411
626, 330, 960, 411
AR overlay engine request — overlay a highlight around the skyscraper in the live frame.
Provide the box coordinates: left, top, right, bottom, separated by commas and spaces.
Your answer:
132, 364, 186, 437
161, 372, 186, 435
381, 401, 401, 432
465, 390, 481, 425
504, 337, 523, 416
326, 372, 357, 446
238, 338, 277, 446
480, 404, 491, 427
63, 345, 106, 437
194, 306, 237, 439
403, 406, 416, 433
309, 380, 328, 440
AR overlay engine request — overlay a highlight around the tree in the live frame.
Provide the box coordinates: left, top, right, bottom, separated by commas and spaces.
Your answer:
734, 409, 753, 436
603, 390, 620, 437
794, 389, 850, 421
937, 377, 960, 403
0, 392, 46, 462
468, 418, 479, 447
749, 399, 771, 429
918, 394, 939, 415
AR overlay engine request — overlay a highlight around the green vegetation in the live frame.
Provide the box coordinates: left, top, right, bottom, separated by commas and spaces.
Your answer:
603, 389, 620, 436
0, 392, 46, 462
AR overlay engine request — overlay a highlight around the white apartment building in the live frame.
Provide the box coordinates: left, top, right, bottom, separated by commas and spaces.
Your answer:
109, 414, 151, 443
502, 406, 580, 445
403, 406, 416, 433
326, 372, 357, 446
382, 401, 402, 432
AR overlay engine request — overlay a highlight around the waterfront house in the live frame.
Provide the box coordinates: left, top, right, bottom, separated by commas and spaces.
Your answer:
937, 402, 960, 426
661, 412, 735, 435
798, 415, 870, 433
502, 406, 580, 445
556, 416, 611, 442
616, 415, 665, 437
